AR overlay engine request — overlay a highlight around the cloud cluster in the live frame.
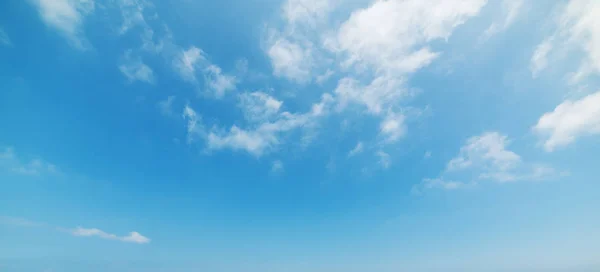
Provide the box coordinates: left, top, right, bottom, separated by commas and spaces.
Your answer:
414, 132, 561, 193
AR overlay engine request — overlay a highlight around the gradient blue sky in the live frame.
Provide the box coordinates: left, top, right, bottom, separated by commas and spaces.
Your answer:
1, 0, 600, 271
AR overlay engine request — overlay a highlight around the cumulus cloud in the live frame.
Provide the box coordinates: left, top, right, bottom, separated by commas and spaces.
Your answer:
30, 0, 95, 49
0, 147, 58, 176
71, 227, 150, 244
118, 50, 155, 83
533, 91, 600, 151
414, 132, 561, 193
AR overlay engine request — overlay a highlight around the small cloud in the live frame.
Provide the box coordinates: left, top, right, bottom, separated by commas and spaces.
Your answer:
530, 37, 553, 78
158, 96, 175, 116
376, 150, 391, 169
271, 160, 284, 173
347, 142, 364, 157
416, 132, 563, 193
173, 46, 206, 83
71, 227, 150, 244
424, 151, 432, 159
0, 27, 12, 46
119, 50, 155, 84
204, 65, 237, 98
0, 147, 59, 176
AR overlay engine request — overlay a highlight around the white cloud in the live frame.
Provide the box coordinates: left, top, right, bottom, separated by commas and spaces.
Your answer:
204, 65, 237, 98
1, 216, 150, 244
71, 227, 150, 244
446, 132, 521, 172
379, 112, 406, 143
30, 0, 94, 49
158, 96, 175, 116
424, 151, 432, 159
0, 27, 12, 46
0, 147, 58, 176
118, 50, 155, 84
533, 91, 600, 151
173, 46, 206, 83
238, 92, 283, 123
531, 0, 600, 82
480, 0, 524, 41
267, 37, 312, 83
376, 150, 391, 169
184, 94, 334, 156
332, 0, 486, 75
530, 37, 553, 78
415, 132, 560, 192
348, 142, 364, 157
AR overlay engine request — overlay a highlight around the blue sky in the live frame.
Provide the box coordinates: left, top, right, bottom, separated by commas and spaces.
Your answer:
1, 0, 600, 271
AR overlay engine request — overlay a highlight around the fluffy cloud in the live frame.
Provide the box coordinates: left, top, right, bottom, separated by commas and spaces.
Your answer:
71, 227, 150, 244
30, 0, 94, 49
331, 0, 485, 74
531, 0, 600, 83
0, 147, 58, 176
533, 91, 600, 151
415, 132, 560, 193
267, 37, 313, 83
118, 50, 155, 84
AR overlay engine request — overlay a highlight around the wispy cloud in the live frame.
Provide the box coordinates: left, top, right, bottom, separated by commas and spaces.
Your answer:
0, 147, 59, 176
71, 227, 150, 244
158, 96, 176, 116
348, 142, 364, 157
1, 216, 150, 244
119, 50, 155, 84
414, 132, 563, 193
0, 27, 12, 46
480, 0, 524, 42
